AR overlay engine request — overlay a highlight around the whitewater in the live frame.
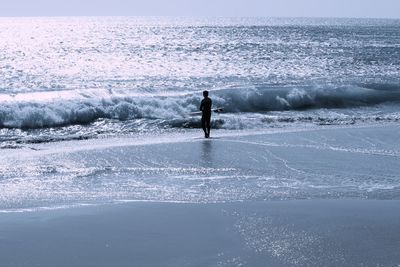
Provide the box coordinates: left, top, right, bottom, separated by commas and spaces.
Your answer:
0, 17, 399, 145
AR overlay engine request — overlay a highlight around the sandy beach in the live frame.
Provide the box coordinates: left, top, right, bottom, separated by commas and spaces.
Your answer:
1, 200, 400, 266
1, 124, 400, 266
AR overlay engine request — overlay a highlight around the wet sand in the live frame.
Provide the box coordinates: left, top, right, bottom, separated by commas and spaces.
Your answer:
1, 124, 400, 266
1, 200, 400, 266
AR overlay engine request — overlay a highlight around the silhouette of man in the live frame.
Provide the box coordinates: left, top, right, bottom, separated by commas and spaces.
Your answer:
200, 90, 212, 138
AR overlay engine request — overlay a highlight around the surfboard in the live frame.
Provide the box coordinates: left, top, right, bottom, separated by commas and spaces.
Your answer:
189, 108, 224, 116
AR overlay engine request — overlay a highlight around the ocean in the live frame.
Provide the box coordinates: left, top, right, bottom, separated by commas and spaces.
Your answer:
0, 17, 399, 211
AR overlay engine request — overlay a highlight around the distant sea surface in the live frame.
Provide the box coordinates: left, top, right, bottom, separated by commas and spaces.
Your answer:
0, 17, 399, 146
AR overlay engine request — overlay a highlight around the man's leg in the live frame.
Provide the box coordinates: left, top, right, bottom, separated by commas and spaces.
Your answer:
201, 116, 207, 138
206, 115, 211, 138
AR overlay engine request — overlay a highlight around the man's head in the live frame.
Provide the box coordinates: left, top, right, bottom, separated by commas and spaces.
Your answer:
203, 90, 209, 98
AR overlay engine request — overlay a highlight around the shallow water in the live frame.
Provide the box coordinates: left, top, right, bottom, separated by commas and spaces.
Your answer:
0, 125, 399, 212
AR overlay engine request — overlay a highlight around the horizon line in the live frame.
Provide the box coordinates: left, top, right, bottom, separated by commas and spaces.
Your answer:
0, 15, 399, 20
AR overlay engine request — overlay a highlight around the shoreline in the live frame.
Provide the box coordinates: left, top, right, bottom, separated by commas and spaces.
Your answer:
1, 123, 399, 211
2, 121, 397, 154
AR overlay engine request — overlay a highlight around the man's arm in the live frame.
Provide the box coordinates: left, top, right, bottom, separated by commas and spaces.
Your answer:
200, 100, 204, 111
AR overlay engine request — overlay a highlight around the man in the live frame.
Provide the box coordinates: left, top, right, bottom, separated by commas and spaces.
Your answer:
200, 90, 212, 138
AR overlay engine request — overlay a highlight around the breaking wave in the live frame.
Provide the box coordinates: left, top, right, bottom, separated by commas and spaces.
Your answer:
0, 83, 399, 129
215, 83, 400, 112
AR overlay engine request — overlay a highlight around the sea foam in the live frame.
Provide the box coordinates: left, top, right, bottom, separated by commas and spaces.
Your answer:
0, 83, 399, 129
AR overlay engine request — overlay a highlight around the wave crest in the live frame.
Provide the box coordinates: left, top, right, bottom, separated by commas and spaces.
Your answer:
215, 83, 400, 112
0, 83, 399, 129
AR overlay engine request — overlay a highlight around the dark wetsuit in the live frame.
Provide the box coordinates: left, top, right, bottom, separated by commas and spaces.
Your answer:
200, 97, 212, 137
